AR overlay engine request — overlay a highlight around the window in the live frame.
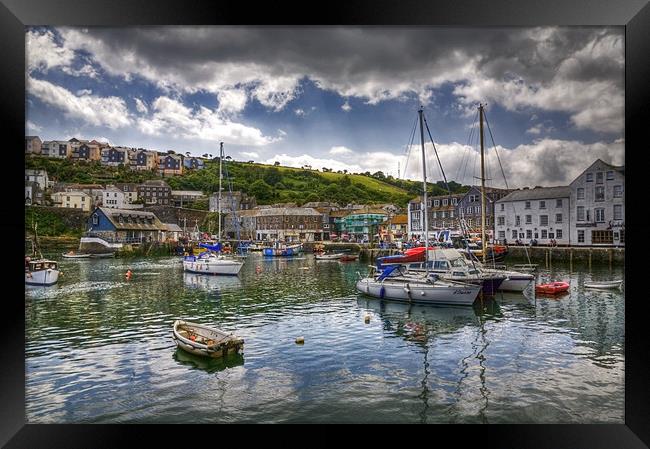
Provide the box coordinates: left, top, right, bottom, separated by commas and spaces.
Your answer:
92, 214, 99, 225
512, 230, 518, 239
525, 201, 531, 209
541, 230, 547, 239
586, 173, 593, 182
474, 206, 480, 214
452, 198, 457, 205
540, 215, 548, 226
498, 231, 505, 239
539, 200, 546, 209
466, 207, 472, 214
497, 216, 505, 226
595, 186, 605, 202
620, 230, 625, 243
606, 171, 614, 180
500, 203, 504, 211
434, 200, 439, 207
555, 213, 562, 223
526, 230, 532, 239
556, 229, 562, 239
577, 206, 585, 221
525, 215, 532, 224
592, 230, 613, 244
442, 199, 448, 206
586, 209, 591, 221
595, 208, 605, 223
613, 185, 622, 198
556, 199, 563, 208
578, 230, 585, 243
614, 204, 623, 220
548, 232, 554, 239
577, 188, 584, 200
596, 172, 603, 184
81, 197, 85, 201
449, 210, 454, 218
515, 216, 521, 226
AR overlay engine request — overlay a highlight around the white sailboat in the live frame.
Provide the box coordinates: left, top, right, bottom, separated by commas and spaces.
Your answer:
356, 107, 481, 306
183, 142, 243, 276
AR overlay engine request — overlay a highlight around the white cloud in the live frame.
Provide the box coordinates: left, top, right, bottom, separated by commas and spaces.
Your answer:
328, 146, 354, 156
341, 100, 351, 112
137, 96, 279, 146
26, 30, 75, 73
26, 120, 42, 133
134, 98, 148, 114
240, 151, 259, 159
217, 88, 248, 115
294, 108, 305, 117
76, 89, 92, 96
27, 77, 131, 128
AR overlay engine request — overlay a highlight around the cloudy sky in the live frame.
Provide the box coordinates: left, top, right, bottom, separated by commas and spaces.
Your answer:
25, 26, 624, 188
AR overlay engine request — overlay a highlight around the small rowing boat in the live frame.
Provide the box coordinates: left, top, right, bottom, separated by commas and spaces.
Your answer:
584, 280, 623, 289
172, 320, 244, 358
62, 251, 91, 259
535, 281, 570, 295
315, 252, 344, 260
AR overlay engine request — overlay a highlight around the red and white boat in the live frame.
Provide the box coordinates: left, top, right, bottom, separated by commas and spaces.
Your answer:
535, 281, 570, 295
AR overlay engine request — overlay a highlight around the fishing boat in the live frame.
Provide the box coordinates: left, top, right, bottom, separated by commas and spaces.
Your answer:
183, 143, 244, 276
263, 242, 303, 257
535, 281, 570, 295
25, 223, 60, 286
172, 320, 244, 358
584, 280, 623, 289
398, 248, 507, 296
62, 251, 91, 259
315, 252, 345, 260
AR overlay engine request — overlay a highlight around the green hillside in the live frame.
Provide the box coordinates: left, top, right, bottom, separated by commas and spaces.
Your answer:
25, 155, 469, 207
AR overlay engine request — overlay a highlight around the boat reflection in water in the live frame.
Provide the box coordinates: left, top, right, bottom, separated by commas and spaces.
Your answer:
172, 347, 244, 373
357, 297, 501, 423
183, 272, 243, 292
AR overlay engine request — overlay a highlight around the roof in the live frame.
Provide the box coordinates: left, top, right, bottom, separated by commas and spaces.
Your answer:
95, 207, 165, 231
163, 223, 183, 232
171, 190, 205, 196
253, 207, 322, 217
569, 158, 625, 185
497, 186, 571, 202
346, 208, 388, 216
54, 190, 93, 198
391, 214, 408, 224
140, 180, 171, 188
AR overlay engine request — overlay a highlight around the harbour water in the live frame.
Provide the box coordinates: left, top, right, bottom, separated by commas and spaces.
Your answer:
25, 253, 624, 423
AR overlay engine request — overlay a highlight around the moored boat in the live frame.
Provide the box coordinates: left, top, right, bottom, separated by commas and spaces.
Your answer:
339, 254, 358, 262
25, 259, 60, 286
535, 281, 570, 295
315, 252, 345, 260
172, 320, 244, 358
62, 251, 91, 259
584, 280, 623, 289
263, 242, 303, 257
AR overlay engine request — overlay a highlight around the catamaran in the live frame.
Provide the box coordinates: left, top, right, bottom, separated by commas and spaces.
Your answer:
182, 142, 244, 276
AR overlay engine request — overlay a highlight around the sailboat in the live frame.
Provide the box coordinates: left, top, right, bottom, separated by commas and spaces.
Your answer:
183, 142, 244, 276
25, 221, 60, 286
356, 107, 481, 306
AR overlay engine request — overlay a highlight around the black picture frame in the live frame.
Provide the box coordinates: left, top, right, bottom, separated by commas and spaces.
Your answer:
3, 0, 648, 446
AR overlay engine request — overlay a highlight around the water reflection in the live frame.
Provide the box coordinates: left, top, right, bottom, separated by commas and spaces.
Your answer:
183, 272, 243, 292
173, 348, 245, 373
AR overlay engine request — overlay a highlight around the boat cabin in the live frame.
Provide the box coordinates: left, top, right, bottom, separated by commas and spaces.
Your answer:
27, 260, 58, 272
406, 248, 481, 277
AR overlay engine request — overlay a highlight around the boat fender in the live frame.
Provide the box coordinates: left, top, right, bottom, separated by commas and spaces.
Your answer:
420, 291, 426, 296
379, 285, 386, 299
27, 273, 32, 278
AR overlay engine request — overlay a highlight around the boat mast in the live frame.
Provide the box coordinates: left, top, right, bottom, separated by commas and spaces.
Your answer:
418, 106, 429, 276
479, 104, 487, 263
218, 141, 223, 243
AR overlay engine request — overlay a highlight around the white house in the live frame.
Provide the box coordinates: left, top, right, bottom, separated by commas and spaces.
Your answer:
25, 169, 51, 191
494, 186, 571, 245
569, 159, 624, 246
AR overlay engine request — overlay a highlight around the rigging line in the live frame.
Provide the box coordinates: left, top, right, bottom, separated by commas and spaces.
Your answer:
484, 110, 531, 266
423, 113, 478, 270
402, 115, 419, 180
455, 109, 479, 184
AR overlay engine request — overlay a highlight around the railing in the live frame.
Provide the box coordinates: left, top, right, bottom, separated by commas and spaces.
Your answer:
83, 233, 144, 244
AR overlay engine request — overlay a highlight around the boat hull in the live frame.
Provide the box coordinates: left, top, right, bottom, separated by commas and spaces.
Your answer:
499, 276, 534, 292
263, 245, 303, 257
438, 275, 505, 296
183, 258, 243, 275
172, 320, 244, 358
355, 278, 480, 306
584, 281, 623, 289
25, 269, 59, 286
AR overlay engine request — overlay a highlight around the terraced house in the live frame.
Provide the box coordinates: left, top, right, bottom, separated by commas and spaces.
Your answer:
456, 186, 511, 232
137, 180, 172, 205
158, 153, 183, 176
131, 149, 159, 171
102, 146, 132, 167
253, 207, 324, 242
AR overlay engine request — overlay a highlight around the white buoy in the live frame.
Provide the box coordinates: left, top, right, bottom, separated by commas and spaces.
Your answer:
295, 336, 305, 344
364, 314, 371, 323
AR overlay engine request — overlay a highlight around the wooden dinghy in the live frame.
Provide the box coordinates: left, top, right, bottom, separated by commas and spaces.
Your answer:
584, 280, 623, 289
62, 251, 91, 259
172, 320, 244, 358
